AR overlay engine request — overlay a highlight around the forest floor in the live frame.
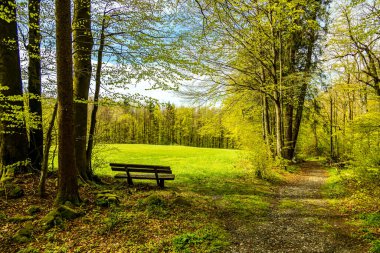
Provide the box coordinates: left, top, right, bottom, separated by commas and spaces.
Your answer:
0, 149, 373, 252
227, 161, 370, 253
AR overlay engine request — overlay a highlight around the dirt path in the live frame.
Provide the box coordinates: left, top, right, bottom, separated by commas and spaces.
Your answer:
228, 161, 369, 253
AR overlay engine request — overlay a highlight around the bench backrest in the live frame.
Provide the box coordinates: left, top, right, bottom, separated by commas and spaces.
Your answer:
110, 163, 172, 174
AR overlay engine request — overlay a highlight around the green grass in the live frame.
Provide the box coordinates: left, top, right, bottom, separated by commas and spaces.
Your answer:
94, 144, 266, 194
96, 144, 240, 175
321, 167, 350, 199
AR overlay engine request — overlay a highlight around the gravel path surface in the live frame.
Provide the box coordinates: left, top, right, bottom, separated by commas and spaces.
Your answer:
228, 161, 369, 253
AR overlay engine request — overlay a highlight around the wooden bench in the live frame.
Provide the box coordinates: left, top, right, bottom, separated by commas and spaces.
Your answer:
110, 163, 175, 188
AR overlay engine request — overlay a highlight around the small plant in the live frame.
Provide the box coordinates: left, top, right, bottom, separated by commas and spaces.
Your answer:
46, 231, 56, 242
172, 225, 229, 253
370, 240, 380, 253
0, 212, 6, 220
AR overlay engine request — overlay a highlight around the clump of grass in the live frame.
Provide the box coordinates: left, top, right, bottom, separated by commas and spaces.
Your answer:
0, 212, 6, 221
16, 247, 39, 253
359, 212, 380, 227
219, 195, 270, 218
98, 210, 133, 235
370, 240, 380, 253
172, 225, 229, 253
285, 165, 300, 173
322, 168, 349, 198
279, 199, 303, 210
137, 194, 168, 217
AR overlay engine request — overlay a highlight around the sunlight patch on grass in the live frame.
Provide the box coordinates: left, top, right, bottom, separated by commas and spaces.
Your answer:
279, 199, 304, 210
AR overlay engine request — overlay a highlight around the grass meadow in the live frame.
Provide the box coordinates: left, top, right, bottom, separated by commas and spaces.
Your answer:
95, 144, 260, 194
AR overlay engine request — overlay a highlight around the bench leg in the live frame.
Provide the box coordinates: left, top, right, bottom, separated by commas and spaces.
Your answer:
158, 179, 165, 188
127, 177, 134, 186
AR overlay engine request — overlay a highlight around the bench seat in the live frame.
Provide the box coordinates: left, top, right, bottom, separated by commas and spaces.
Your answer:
114, 173, 175, 180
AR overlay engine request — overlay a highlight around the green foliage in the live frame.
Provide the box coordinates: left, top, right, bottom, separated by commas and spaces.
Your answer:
359, 213, 380, 227
370, 240, 380, 253
172, 225, 229, 253
94, 102, 236, 149
322, 170, 348, 199
0, 87, 30, 132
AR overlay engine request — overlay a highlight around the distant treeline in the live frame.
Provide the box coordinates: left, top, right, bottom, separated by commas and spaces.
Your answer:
94, 102, 237, 149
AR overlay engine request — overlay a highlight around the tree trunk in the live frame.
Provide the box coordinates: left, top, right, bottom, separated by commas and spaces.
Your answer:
28, 0, 43, 172
291, 9, 318, 158
0, 0, 28, 181
262, 95, 272, 149
284, 104, 294, 159
55, 0, 80, 204
329, 95, 334, 162
73, 0, 93, 181
39, 102, 58, 197
86, 16, 105, 172
273, 93, 283, 157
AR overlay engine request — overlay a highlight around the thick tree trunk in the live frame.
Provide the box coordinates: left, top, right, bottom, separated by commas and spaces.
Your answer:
38, 102, 58, 197
86, 17, 105, 172
55, 0, 80, 204
28, 0, 43, 172
0, 0, 28, 181
73, 0, 93, 181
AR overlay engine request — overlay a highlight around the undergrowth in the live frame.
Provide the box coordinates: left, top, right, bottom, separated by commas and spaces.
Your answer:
323, 164, 380, 251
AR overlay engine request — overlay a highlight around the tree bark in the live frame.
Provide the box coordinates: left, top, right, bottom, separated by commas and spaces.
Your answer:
55, 0, 80, 204
262, 95, 272, 149
38, 102, 58, 197
284, 104, 294, 159
28, 0, 43, 172
86, 16, 105, 172
273, 93, 283, 157
0, 0, 28, 181
73, 0, 93, 181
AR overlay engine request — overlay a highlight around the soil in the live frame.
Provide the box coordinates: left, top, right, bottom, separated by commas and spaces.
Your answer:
227, 161, 370, 253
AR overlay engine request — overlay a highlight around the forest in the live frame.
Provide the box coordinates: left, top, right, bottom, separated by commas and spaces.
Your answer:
1, 0, 380, 252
